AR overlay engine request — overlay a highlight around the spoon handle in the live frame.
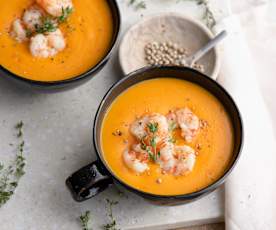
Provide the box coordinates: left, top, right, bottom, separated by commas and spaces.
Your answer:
186, 30, 227, 66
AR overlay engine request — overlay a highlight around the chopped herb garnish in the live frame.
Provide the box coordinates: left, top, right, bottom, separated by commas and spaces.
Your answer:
58, 7, 73, 23
150, 137, 156, 148
103, 199, 119, 230
35, 17, 57, 34
79, 211, 92, 230
147, 122, 158, 133
146, 147, 157, 162
140, 137, 147, 150
157, 151, 161, 158
149, 136, 158, 159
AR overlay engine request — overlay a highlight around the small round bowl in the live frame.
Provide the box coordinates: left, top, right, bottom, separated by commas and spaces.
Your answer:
66, 66, 243, 205
0, 0, 121, 92
119, 13, 220, 80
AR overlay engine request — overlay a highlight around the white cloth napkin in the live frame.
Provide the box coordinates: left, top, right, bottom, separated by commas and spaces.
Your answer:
214, 4, 276, 230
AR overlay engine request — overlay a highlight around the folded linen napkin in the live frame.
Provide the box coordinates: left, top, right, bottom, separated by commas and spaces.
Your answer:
214, 6, 276, 230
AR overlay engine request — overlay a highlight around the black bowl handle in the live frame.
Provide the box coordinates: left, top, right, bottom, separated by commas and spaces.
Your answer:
66, 161, 113, 202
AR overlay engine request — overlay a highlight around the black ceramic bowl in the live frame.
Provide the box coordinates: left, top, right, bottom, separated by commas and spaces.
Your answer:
0, 0, 120, 92
66, 66, 243, 204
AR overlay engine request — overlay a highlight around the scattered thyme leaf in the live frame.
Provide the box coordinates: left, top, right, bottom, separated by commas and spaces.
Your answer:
0, 121, 26, 207
129, 0, 146, 10
177, 0, 216, 29
135, 1, 146, 10
79, 211, 92, 230
15, 121, 23, 130
103, 199, 119, 230
128, 0, 216, 29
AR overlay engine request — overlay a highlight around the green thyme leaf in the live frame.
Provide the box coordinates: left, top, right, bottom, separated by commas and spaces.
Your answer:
58, 7, 73, 23
0, 121, 26, 207
15, 121, 23, 130
79, 211, 91, 230
150, 137, 156, 148
129, 0, 146, 10
35, 17, 57, 34
103, 199, 119, 230
157, 151, 161, 158
146, 147, 156, 162
140, 137, 147, 150
147, 122, 158, 133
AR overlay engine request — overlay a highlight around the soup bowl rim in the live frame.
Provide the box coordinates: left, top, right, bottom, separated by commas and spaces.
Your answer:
93, 65, 243, 199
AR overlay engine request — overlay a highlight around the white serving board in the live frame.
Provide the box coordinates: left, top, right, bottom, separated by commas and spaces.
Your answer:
0, 1, 225, 229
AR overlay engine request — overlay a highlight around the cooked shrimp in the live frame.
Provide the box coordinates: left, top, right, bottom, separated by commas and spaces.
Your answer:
157, 141, 175, 173
130, 113, 169, 141
132, 143, 148, 155
36, 0, 73, 17
123, 149, 149, 173
175, 108, 200, 142
147, 113, 169, 138
10, 19, 27, 43
130, 116, 149, 140
173, 145, 196, 176
29, 29, 66, 58
22, 6, 44, 31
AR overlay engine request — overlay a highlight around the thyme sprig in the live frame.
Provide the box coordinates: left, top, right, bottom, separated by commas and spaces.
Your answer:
79, 211, 92, 230
103, 199, 120, 230
196, 0, 216, 29
142, 123, 160, 162
0, 121, 26, 207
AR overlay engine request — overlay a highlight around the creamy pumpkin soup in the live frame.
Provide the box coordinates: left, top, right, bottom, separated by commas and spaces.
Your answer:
101, 78, 234, 195
0, 0, 113, 81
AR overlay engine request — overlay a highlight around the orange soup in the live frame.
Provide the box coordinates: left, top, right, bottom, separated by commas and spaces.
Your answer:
101, 78, 234, 195
0, 0, 113, 81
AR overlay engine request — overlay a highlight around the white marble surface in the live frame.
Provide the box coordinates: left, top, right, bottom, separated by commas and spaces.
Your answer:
0, 1, 227, 229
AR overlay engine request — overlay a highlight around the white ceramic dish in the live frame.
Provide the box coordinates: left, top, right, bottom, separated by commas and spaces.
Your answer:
119, 13, 221, 79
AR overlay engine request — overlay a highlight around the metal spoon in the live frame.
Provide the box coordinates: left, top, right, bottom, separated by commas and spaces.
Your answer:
181, 30, 227, 67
